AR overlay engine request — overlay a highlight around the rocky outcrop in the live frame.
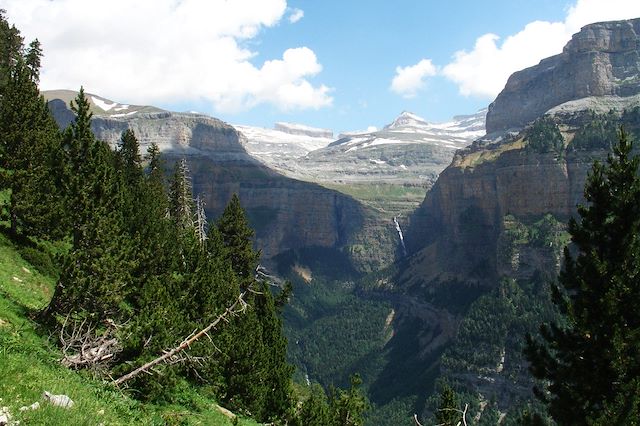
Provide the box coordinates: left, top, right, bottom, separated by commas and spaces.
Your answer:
404, 145, 601, 284
486, 18, 640, 133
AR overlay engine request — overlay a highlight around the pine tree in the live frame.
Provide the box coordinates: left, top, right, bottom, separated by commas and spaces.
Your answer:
45, 90, 134, 322
24, 39, 42, 82
251, 280, 294, 420
296, 384, 332, 426
63, 87, 98, 245
169, 158, 195, 231
435, 384, 460, 426
216, 193, 260, 284
116, 129, 143, 186
0, 42, 66, 239
525, 129, 640, 424
213, 195, 294, 421
329, 374, 369, 426
0, 10, 23, 93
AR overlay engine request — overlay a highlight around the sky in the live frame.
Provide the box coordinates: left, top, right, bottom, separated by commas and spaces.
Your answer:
2, 0, 640, 134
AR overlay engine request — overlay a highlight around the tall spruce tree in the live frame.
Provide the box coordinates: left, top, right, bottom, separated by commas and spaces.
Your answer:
525, 129, 640, 424
217, 193, 260, 284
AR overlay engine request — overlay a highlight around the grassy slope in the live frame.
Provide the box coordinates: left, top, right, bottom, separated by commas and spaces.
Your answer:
319, 182, 427, 217
0, 233, 258, 426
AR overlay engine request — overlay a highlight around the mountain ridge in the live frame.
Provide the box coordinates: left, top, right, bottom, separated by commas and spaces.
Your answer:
486, 18, 640, 134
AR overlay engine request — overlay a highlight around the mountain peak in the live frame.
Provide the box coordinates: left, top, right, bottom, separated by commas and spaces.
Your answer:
486, 17, 640, 133
385, 111, 428, 129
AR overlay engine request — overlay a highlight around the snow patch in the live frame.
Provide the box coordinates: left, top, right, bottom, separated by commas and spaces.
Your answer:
91, 96, 117, 112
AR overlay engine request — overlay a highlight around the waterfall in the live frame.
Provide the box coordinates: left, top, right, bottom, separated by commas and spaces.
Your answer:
393, 216, 407, 257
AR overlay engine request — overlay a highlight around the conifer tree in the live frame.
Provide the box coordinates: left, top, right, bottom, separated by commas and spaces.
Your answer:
0, 10, 23, 92
435, 384, 460, 426
214, 194, 293, 421
526, 129, 640, 424
24, 39, 41, 82
46, 90, 134, 321
329, 374, 369, 426
169, 158, 194, 231
0, 42, 66, 239
251, 280, 294, 420
296, 384, 332, 426
116, 129, 143, 186
217, 193, 260, 283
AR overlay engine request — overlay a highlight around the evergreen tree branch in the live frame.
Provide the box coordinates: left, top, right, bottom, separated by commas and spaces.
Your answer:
113, 284, 252, 386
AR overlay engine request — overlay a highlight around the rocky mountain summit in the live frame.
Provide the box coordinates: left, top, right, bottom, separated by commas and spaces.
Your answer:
486, 18, 640, 133
234, 110, 485, 186
284, 109, 486, 185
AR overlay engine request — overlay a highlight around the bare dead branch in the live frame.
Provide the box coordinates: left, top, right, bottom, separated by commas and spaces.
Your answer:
113, 286, 251, 386
413, 413, 424, 426
59, 317, 123, 369
424, 402, 469, 426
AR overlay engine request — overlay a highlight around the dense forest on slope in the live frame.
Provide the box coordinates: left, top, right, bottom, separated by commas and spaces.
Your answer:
0, 12, 368, 425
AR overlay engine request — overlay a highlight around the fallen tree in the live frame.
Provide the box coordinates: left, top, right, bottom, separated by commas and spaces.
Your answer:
113, 286, 251, 386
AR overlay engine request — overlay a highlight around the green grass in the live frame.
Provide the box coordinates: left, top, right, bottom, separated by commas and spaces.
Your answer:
320, 183, 427, 216
0, 232, 259, 426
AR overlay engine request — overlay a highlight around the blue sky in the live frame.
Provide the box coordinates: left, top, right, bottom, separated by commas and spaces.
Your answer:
3, 0, 640, 133
237, 0, 569, 130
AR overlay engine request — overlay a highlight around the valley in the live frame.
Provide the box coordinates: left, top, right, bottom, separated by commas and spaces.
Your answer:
34, 15, 640, 426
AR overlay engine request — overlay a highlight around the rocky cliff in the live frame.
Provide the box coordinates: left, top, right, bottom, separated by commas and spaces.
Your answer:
409, 17, 640, 284
486, 18, 640, 133
45, 91, 395, 272
387, 18, 640, 416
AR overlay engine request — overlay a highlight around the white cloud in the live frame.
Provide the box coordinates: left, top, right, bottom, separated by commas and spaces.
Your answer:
289, 8, 304, 24
0, 0, 332, 112
442, 21, 568, 97
394, 0, 640, 100
390, 59, 437, 98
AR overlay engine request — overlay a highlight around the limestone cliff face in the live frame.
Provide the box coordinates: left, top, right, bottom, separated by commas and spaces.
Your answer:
486, 18, 640, 133
408, 17, 640, 283
46, 96, 389, 271
404, 144, 601, 284
183, 156, 367, 262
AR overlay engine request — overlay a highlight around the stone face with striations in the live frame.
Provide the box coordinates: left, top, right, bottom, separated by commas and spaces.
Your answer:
486, 18, 640, 133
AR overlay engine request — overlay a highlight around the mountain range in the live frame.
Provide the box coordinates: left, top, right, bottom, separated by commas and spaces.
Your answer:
42, 16, 640, 425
